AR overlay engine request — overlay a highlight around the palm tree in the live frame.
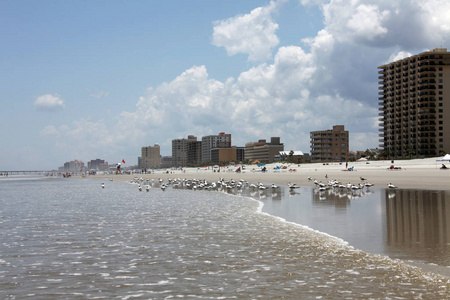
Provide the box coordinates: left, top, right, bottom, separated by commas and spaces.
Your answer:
289, 150, 294, 163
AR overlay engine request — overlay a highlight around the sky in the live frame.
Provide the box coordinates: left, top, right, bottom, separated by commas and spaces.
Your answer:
1, 0, 450, 170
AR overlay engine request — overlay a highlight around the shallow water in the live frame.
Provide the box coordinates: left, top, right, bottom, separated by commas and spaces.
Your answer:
254, 186, 450, 267
1, 177, 449, 299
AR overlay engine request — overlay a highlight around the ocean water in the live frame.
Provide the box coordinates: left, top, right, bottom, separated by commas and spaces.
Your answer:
1, 177, 449, 299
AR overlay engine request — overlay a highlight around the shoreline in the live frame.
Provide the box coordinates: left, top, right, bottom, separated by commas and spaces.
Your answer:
92, 157, 450, 191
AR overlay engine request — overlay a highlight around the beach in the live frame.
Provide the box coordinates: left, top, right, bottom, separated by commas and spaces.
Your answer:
95, 157, 450, 191
88, 157, 450, 279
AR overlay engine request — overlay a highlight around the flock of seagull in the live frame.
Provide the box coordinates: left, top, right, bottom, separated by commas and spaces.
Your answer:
120, 177, 301, 193
101, 176, 397, 194
308, 176, 398, 192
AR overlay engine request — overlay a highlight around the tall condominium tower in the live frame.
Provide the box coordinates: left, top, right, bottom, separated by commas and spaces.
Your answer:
141, 144, 161, 169
172, 135, 201, 167
310, 125, 349, 162
378, 48, 450, 158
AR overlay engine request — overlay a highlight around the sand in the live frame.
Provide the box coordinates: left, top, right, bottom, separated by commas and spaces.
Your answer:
94, 157, 450, 191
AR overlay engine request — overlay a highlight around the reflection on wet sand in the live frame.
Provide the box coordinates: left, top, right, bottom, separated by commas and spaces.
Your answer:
385, 189, 450, 265
311, 186, 375, 208
157, 177, 450, 268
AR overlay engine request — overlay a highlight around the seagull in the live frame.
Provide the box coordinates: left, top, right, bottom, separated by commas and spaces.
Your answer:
387, 183, 397, 188
288, 182, 300, 189
161, 184, 166, 191
258, 183, 267, 190
271, 184, 279, 189
101, 183, 105, 189
146, 185, 150, 192
138, 185, 142, 192
360, 176, 367, 181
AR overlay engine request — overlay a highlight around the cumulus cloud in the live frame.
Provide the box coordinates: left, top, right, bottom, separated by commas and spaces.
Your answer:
40, 0, 450, 162
346, 4, 390, 41
212, 0, 285, 62
386, 50, 413, 64
34, 94, 65, 111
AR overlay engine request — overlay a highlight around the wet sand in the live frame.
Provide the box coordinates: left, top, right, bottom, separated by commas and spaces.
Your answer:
90, 157, 450, 278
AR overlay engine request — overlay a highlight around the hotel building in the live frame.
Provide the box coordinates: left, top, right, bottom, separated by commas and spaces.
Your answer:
172, 135, 201, 167
201, 132, 232, 162
310, 125, 349, 162
141, 144, 161, 169
378, 48, 450, 158
87, 159, 109, 171
244, 137, 284, 163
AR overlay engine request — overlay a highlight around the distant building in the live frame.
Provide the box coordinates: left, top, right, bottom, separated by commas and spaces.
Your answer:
61, 160, 85, 173
378, 48, 450, 158
236, 147, 245, 163
310, 125, 349, 162
87, 159, 108, 171
160, 156, 172, 168
201, 132, 232, 162
278, 151, 304, 163
172, 135, 201, 167
141, 144, 161, 169
211, 147, 237, 164
244, 137, 284, 163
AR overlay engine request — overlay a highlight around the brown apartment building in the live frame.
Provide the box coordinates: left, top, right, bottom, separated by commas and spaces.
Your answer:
310, 125, 349, 162
378, 48, 450, 158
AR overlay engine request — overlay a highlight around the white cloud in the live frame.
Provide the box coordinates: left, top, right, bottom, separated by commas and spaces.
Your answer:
40, 125, 60, 137
212, 0, 285, 62
38, 0, 450, 165
346, 4, 390, 41
386, 50, 413, 64
34, 94, 65, 111
88, 90, 109, 99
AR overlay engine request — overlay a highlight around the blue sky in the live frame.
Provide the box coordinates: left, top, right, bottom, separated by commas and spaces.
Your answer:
1, 0, 449, 170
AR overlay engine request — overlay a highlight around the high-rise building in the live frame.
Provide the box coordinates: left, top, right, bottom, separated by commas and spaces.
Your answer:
201, 132, 232, 162
141, 144, 160, 170
378, 48, 450, 158
244, 137, 284, 163
62, 160, 85, 173
310, 125, 349, 162
87, 159, 108, 171
172, 135, 201, 167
